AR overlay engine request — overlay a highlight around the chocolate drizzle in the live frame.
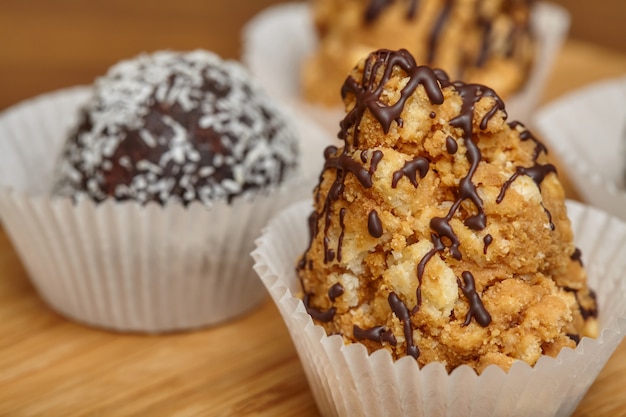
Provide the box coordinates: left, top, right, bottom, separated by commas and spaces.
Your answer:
364, 0, 419, 23
324, 149, 376, 189
580, 290, 598, 320
389, 292, 419, 358
497, 165, 557, 204
571, 247, 583, 266
428, 0, 453, 64
391, 156, 429, 188
337, 208, 347, 261
475, 17, 493, 68
427, 81, 504, 266
362, 0, 534, 81
319, 146, 385, 263
564, 287, 598, 320
354, 325, 398, 346
483, 234, 493, 254
340, 49, 444, 148
445, 136, 458, 154
329, 283, 345, 302
303, 293, 336, 323
413, 233, 445, 313
496, 123, 557, 229
510, 121, 548, 160
368, 210, 384, 238
457, 271, 492, 327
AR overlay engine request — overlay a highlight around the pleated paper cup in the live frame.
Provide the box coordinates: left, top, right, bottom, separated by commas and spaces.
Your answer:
252, 200, 626, 417
242, 2, 570, 135
0, 86, 324, 333
534, 76, 626, 222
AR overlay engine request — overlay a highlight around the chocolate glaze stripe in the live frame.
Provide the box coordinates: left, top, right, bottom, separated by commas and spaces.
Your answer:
457, 271, 491, 327
427, 0, 453, 64
505, 7, 534, 61
369, 150, 384, 179
391, 156, 429, 188
340, 49, 444, 148
364, 0, 419, 23
496, 164, 557, 204
354, 324, 398, 346
329, 283, 345, 302
475, 17, 493, 68
496, 124, 557, 229
509, 121, 548, 160
541, 202, 556, 231
571, 247, 583, 266
365, 0, 394, 22
483, 234, 493, 254
368, 210, 384, 238
413, 233, 445, 313
428, 82, 504, 264
337, 208, 347, 261
564, 287, 598, 320
324, 150, 376, 189
389, 292, 419, 359
360, 149, 368, 163
320, 146, 385, 263
303, 293, 336, 323
363, 1, 533, 78
445, 136, 458, 154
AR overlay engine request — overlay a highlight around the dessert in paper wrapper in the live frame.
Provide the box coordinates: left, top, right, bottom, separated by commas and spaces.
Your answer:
0, 50, 327, 333
242, 1, 569, 133
534, 76, 626, 222
299, 48, 596, 372
252, 49, 625, 415
303, 0, 535, 106
254, 200, 626, 417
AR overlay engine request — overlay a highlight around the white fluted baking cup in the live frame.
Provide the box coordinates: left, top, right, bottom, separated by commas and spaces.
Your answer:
534, 76, 626, 222
253, 199, 626, 417
242, 2, 570, 135
0, 86, 323, 333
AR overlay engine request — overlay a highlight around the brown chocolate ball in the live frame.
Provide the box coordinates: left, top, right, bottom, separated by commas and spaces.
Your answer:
54, 50, 299, 205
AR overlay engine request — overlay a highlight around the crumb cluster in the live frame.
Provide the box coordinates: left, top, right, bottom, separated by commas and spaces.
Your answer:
297, 49, 597, 373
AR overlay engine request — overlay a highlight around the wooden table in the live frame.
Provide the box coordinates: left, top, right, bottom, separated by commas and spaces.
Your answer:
1, 1, 626, 416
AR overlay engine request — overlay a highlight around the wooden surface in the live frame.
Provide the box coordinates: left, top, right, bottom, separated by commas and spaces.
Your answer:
548, 0, 626, 55
1, 1, 626, 416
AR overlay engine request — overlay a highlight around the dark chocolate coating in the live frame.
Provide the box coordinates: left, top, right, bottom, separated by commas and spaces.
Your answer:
54, 50, 299, 206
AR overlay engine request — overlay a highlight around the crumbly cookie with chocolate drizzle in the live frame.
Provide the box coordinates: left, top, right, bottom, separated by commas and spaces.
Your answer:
54, 50, 299, 206
297, 48, 597, 373
303, 0, 535, 106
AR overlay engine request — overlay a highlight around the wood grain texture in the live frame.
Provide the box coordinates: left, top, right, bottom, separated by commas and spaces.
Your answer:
1, 1, 626, 416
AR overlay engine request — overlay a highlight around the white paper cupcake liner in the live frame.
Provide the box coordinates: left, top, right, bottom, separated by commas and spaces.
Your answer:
0, 86, 325, 333
242, 2, 570, 135
252, 199, 626, 417
534, 76, 626, 222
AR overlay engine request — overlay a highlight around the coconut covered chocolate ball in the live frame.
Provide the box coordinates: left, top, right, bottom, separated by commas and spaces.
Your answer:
297, 49, 597, 373
53, 50, 299, 205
